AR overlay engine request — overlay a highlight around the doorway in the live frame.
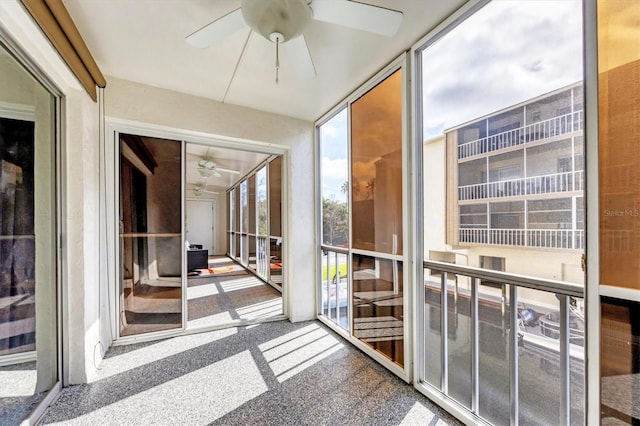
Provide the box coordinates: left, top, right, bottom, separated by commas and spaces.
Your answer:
112, 130, 287, 341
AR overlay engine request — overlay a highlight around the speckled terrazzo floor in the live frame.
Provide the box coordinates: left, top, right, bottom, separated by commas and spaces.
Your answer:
40, 320, 461, 426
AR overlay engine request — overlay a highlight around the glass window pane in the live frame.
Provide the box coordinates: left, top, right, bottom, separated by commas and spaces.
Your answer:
598, 0, 640, 290
0, 44, 58, 421
256, 167, 268, 279
477, 283, 510, 426
119, 135, 182, 336
321, 249, 349, 330
423, 0, 584, 276
351, 69, 403, 255
352, 255, 403, 366
601, 297, 640, 424
420, 1, 585, 424
319, 108, 349, 247
269, 157, 281, 237
248, 175, 256, 234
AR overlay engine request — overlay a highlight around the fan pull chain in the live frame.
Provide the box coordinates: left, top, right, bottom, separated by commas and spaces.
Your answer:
275, 37, 280, 84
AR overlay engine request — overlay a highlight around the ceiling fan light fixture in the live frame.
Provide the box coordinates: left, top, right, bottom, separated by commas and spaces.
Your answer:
241, 0, 311, 42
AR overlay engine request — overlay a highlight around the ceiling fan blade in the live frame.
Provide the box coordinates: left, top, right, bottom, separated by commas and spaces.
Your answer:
186, 8, 246, 48
216, 167, 241, 175
310, 0, 403, 37
212, 168, 223, 178
284, 35, 317, 80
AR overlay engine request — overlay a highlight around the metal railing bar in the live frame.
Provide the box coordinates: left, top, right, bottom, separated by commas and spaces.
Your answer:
471, 277, 479, 414
560, 294, 570, 426
423, 260, 583, 298
320, 244, 349, 254
441, 271, 448, 395
509, 285, 519, 426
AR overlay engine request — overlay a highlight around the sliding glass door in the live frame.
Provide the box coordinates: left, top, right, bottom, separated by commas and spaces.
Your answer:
0, 40, 60, 423
317, 59, 408, 376
118, 134, 183, 337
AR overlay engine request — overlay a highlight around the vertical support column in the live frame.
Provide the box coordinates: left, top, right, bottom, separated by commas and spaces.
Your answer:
559, 294, 570, 426
471, 277, 480, 413
509, 284, 519, 426
441, 271, 448, 394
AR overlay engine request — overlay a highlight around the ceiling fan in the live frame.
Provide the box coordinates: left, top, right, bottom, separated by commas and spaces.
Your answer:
196, 155, 241, 178
192, 182, 220, 197
187, 150, 242, 178
185, 0, 403, 82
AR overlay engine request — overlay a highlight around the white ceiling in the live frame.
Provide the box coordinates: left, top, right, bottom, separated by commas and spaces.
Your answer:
185, 143, 270, 195
62, 0, 466, 122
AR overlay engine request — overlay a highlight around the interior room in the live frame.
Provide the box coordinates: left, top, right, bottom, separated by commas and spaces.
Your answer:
117, 133, 284, 337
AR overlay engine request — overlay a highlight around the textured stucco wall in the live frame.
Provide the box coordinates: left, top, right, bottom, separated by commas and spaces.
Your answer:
104, 77, 316, 325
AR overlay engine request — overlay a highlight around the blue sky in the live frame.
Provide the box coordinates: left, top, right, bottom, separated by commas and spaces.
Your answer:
319, 0, 583, 201
422, 0, 583, 139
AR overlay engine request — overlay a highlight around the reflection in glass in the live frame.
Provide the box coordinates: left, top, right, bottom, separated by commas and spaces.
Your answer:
119, 135, 182, 336
598, 0, 640, 289
0, 45, 58, 421
351, 70, 403, 255
601, 298, 640, 424
269, 156, 282, 237
352, 255, 403, 366
319, 108, 349, 247
268, 158, 282, 287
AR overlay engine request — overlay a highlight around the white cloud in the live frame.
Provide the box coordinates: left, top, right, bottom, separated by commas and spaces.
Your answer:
321, 156, 348, 182
421, 0, 583, 139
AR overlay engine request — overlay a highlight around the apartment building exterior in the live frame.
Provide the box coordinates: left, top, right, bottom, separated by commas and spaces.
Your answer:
447, 83, 584, 254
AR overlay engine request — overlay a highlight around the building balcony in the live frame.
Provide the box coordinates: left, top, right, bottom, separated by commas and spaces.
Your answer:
459, 228, 584, 250
457, 111, 583, 160
458, 170, 583, 201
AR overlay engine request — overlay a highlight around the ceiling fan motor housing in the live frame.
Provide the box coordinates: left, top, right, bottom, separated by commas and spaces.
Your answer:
241, 0, 311, 43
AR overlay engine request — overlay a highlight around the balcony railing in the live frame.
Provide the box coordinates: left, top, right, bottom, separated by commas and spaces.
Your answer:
458, 170, 583, 201
457, 111, 583, 159
460, 228, 584, 249
420, 260, 584, 425
319, 245, 349, 331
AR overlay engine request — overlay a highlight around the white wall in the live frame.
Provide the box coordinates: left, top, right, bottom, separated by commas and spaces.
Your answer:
0, 0, 102, 384
104, 77, 316, 324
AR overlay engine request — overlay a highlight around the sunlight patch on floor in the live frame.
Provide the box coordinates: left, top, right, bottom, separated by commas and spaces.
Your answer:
0, 369, 35, 397
219, 277, 264, 293
187, 283, 219, 300
186, 312, 235, 329
236, 299, 282, 320
68, 351, 267, 425
259, 323, 344, 383
399, 401, 438, 425
95, 328, 237, 381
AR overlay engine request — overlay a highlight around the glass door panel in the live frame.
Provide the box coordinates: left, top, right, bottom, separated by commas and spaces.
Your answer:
598, 1, 640, 424
352, 254, 404, 366
119, 134, 182, 337
351, 69, 403, 255
268, 157, 282, 287
0, 42, 58, 422
256, 167, 268, 279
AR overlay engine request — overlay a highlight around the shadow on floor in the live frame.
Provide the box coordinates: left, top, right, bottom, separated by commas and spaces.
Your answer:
41, 320, 461, 425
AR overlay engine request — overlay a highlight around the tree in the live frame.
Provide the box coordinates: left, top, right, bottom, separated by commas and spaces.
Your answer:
322, 197, 348, 246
